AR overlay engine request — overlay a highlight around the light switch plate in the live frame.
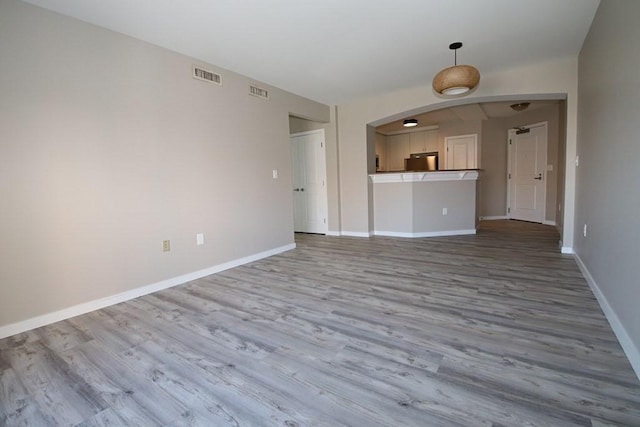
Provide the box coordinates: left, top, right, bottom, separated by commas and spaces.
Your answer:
196, 233, 204, 246
272, 169, 278, 179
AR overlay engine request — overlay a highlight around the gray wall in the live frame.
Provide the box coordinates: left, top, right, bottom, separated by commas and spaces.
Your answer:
556, 103, 567, 235
412, 181, 476, 233
576, 0, 640, 368
373, 183, 413, 233
289, 116, 323, 134
373, 180, 476, 234
480, 118, 509, 217
0, 0, 328, 328
480, 104, 562, 224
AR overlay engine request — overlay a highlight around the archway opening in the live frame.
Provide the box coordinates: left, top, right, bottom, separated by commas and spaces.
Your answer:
366, 94, 568, 239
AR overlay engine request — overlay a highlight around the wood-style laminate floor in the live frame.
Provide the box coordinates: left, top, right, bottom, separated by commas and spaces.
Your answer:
1, 220, 639, 426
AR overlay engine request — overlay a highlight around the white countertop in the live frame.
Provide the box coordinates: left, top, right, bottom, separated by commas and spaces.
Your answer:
369, 170, 479, 183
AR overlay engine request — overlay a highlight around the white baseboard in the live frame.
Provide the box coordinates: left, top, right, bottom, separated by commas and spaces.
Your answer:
340, 231, 373, 238
375, 229, 477, 238
0, 243, 296, 339
561, 246, 574, 254
480, 216, 557, 227
325, 231, 341, 237
574, 253, 640, 381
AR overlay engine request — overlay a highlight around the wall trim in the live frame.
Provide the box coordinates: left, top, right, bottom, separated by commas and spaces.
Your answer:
375, 229, 477, 238
0, 243, 296, 339
289, 129, 325, 138
543, 220, 557, 226
340, 231, 373, 238
326, 231, 342, 237
574, 253, 640, 381
561, 246, 574, 254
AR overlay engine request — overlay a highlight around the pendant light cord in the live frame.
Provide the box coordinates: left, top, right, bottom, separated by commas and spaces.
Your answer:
449, 42, 463, 66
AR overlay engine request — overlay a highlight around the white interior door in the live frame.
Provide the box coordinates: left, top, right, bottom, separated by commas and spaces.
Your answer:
508, 123, 547, 223
290, 130, 327, 234
445, 134, 477, 169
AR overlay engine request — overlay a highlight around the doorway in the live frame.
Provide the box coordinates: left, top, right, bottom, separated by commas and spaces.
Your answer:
290, 129, 328, 234
507, 122, 548, 223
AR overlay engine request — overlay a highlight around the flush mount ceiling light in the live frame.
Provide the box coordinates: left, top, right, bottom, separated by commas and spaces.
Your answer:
403, 119, 418, 127
510, 102, 531, 112
432, 42, 480, 96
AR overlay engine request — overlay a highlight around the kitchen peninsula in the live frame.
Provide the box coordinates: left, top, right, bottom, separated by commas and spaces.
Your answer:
369, 170, 479, 237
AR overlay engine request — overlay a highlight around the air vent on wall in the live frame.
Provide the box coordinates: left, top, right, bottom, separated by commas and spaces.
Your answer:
192, 65, 222, 85
249, 85, 269, 100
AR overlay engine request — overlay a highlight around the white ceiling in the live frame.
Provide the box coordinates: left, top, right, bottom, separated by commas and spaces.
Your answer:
22, 0, 600, 105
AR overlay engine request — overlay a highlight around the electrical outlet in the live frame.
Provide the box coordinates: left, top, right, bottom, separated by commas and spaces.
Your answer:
162, 240, 170, 252
575, 155, 580, 167
272, 169, 278, 179
196, 233, 204, 246
442, 207, 448, 215
583, 224, 587, 237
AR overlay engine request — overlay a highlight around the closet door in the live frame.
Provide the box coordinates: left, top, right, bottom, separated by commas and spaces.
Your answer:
291, 131, 327, 233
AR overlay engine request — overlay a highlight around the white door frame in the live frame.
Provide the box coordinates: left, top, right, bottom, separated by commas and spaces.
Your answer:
290, 129, 328, 234
506, 121, 548, 223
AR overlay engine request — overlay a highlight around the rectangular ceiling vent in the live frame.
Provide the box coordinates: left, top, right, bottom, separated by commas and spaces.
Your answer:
249, 85, 269, 100
192, 65, 222, 85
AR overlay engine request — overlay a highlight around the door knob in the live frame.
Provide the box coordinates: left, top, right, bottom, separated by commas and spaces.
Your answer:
293, 188, 300, 191
300, 188, 305, 192
534, 173, 543, 180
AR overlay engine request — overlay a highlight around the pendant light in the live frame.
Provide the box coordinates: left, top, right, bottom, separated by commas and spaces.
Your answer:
432, 42, 480, 96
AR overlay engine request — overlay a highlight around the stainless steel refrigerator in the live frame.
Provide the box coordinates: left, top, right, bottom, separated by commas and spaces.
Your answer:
405, 152, 438, 171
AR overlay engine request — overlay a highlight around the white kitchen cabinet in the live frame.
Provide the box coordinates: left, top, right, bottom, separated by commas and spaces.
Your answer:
410, 132, 426, 154
387, 134, 411, 171
425, 130, 439, 152
379, 129, 439, 172
409, 130, 439, 153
